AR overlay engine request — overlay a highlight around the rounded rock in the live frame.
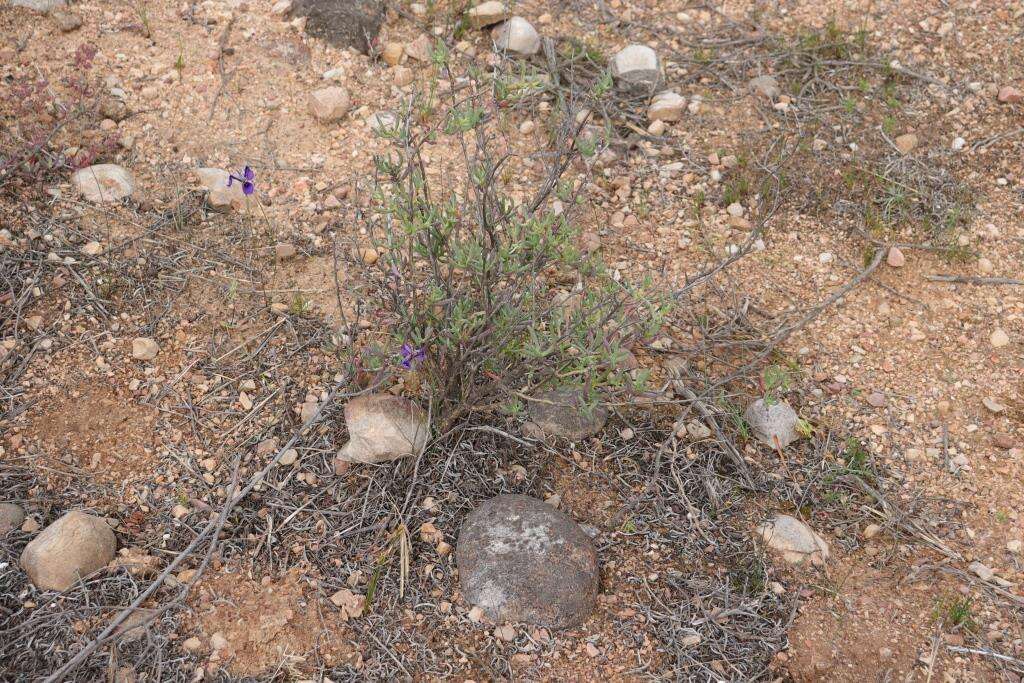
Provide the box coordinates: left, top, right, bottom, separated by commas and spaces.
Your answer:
990, 328, 1010, 348
380, 42, 403, 66
457, 494, 598, 628
491, 16, 540, 56
405, 34, 432, 62
132, 337, 160, 361
998, 85, 1023, 104
648, 90, 686, 122
748, 74, 781, 100
894, 133, 918, 154
20, 511, 117, 590
744, 398, 801, 449
194, 167, 246, 211
98, 98, 128, 123
80, 241, 104, 256
756, 513, 829, 565
610, 44, 660, 89
308, 86, 351, 123
366, 111, 397, 133
467, 0, 509, 29
526, 389, 607, 440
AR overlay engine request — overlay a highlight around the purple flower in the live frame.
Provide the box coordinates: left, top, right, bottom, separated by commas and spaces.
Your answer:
399, 343, 426, 370
227, 165, 255, 196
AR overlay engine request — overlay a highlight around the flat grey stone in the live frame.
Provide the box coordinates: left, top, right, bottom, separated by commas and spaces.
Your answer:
756, 514, 829, 565
744, 398, 801, 449
337, 393, 429, 464
457, 495, 598, 628
71, 164, 135, 203
0, 503, 25, 533
10, 0, 65, 11
526, 389, 607, 440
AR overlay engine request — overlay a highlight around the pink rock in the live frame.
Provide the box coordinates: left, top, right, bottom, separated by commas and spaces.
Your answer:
998, 86, 1023, 104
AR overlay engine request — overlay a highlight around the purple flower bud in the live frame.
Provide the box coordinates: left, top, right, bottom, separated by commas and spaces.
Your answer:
399, 343, 426, 370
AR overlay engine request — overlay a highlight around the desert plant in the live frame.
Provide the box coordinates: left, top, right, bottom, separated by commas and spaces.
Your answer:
361, 76, 666, 427
0, 43, 117, 192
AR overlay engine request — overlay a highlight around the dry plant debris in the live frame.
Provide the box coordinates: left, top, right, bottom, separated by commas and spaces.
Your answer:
1, 1, 1022, 682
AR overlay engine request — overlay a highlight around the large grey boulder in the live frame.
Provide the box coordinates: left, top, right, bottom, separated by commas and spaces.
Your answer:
756, 514, 829, 565
336, 394, 430, 464
526, 389, 607, 440
744, 398, 801, 449
20, 511, 117, 590
457, 495, 599, 628
293, 0, 384, 54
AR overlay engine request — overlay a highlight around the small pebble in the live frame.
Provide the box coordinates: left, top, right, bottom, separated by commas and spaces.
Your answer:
894, 133, 918, 154
132, 337, 160, 361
